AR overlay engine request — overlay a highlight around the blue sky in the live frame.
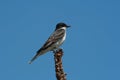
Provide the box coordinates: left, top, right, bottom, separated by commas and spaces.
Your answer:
0, 0, 120, 80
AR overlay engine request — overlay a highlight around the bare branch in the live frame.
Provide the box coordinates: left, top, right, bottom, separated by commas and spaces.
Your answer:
54, 49, 67, 80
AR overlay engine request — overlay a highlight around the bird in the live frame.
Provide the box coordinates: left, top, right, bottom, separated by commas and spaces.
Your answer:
29, 22, 70, 64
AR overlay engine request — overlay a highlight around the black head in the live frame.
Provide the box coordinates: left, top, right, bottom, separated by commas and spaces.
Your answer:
55, 22, 70, 30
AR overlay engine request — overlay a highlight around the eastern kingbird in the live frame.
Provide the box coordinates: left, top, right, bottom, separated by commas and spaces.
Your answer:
29, 22, 70, 64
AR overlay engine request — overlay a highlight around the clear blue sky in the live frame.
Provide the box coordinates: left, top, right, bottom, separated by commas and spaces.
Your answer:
0, 0, 120, 80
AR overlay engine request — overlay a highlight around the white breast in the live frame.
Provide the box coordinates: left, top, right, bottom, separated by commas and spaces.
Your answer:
62, 32, 66, 42
56, 31, 66, 47
55, 27, 67, 48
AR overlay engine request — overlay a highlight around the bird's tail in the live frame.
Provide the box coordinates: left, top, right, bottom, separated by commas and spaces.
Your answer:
29, 49, 48, 64
28, 54, 39, 64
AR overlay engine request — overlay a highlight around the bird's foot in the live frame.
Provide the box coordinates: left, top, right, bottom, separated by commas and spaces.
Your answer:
56, 48, 62, 52
52, 50, 56, 53
52, 48, 63, 53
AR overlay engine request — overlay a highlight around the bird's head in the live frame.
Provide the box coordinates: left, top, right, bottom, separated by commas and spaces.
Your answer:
55, 22, 70, 30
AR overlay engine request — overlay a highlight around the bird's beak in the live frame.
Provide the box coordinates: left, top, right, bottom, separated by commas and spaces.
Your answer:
66, 26, 71, 28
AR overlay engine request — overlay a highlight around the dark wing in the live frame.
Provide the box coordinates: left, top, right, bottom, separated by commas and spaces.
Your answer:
29, 29, 65, 64
37, 29, 65, 53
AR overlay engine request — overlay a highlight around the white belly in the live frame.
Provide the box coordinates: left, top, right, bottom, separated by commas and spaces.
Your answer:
56, 32, 66, 47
